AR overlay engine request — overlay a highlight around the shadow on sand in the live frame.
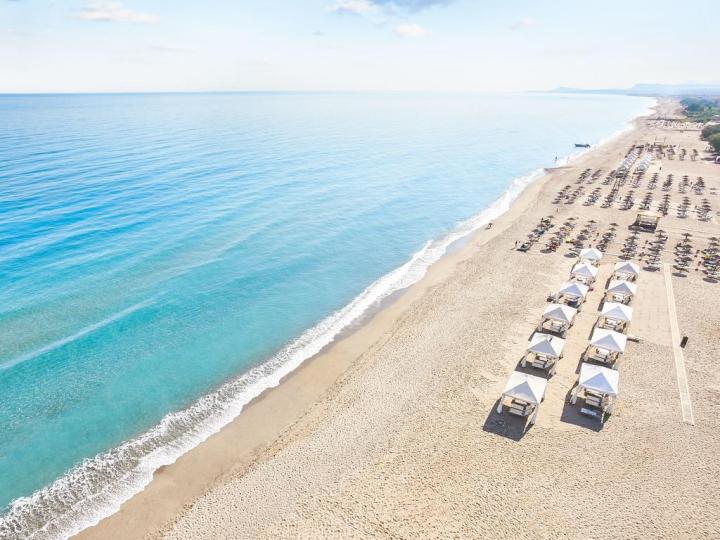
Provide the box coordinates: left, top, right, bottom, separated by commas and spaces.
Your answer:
482, 399, 535, 441
559, 388, 605, 432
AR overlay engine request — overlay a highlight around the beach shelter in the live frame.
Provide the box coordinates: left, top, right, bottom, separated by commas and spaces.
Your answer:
634, 211, 660, 231
599, 302, 633, 332
522, 332, 565, 375
590, 328, 627, 352
613, 261, 640, 281
571, 362, 619, 415
606, 279, 637, 304
579, 247, 603, 264
496, 370, 548, 425
585, 328, 627, 368
538, 303, 577, 336
558, 281, 589, 301
570, 262, 599, 284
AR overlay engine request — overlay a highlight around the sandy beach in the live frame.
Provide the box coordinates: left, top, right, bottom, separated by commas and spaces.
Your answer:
78, 99, 720, 539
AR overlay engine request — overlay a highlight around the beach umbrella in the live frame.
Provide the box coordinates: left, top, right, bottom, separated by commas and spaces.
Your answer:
577, 362, 619, 397
542, 303, 577, 323
571, 262, 599, 279
558, 281, 589, 299
527, 332, 565, 358
607, 279, 637, 297
501, 371, 548, 405
579, 248, 603, 263
590, 328, 627, 353
601, 302, 633, 323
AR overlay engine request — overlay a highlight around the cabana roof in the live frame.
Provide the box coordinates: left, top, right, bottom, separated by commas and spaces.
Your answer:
613, 261, 640, 276
579, 247, 603, 262
607, 279, 637, 296
578, 362, 619, 396
502, 371, 548, 405
571, 262, 599, 278
558, 281, 589, 299
601, 302, 633, 322
527, 332, 565, 358
590, 328, 627, 353
542, 303, 577, 323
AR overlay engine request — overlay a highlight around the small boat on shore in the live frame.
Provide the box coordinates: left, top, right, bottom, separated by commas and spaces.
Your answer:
575, 143, 591, 148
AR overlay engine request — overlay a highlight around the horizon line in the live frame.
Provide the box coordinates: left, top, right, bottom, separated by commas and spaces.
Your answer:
0, 88, 629, 97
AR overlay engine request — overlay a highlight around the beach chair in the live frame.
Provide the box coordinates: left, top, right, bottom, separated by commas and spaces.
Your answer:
601, 318, 622, 332
547, 320, 568, 338
565, 296, 583, 310
580, 407, 602, 420
583, 391, 604, 408
531, 355, 558, 376
508, 399, 534, 418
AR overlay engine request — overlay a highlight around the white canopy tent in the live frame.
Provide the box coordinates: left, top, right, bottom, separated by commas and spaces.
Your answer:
497, 370, 548, 425
584, 328, 627, 368
613, 261, 640, 282
571, 362, 619, 416
522, 332, 565, 375
579, 247, 603, 264
606, 279, 637, 304
570, 262, 599, 284
558, 281, 589, 300
599, 302, 633, 332
538, 303, 577, 337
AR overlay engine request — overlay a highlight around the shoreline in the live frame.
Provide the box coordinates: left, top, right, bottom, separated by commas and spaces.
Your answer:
73, 104, 659, 539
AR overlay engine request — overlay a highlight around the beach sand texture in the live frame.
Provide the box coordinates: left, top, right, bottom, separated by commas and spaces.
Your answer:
79, 100, 720, 539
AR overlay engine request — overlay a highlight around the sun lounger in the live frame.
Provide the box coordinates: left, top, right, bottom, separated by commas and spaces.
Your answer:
529, 355, 557, 376
583, 391, 604, 408
580, 407, 602, 419
508, 399, 534, 417
601, 319, 621, 330
549, 320, 566, 333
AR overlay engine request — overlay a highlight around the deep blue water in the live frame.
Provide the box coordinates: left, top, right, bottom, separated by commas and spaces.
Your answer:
0, 92, 654, 537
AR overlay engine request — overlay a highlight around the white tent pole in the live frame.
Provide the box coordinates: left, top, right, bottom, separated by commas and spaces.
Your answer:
496, 398, 504, 414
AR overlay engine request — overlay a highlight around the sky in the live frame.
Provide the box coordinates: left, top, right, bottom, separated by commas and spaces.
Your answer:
0, 0, 716, 93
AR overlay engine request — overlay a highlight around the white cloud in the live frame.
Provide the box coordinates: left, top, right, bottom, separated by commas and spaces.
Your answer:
77, 1, 159, 24
508, 17, 537, 31
394, 22, 430, 38
150, 43, 193, 53
329, 0, 381, 16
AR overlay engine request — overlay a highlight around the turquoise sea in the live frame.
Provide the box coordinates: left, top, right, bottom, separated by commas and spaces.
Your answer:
0, 92, 654, 538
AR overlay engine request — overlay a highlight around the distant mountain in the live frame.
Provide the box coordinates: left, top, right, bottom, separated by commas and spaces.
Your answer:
549, 83, 720, 97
